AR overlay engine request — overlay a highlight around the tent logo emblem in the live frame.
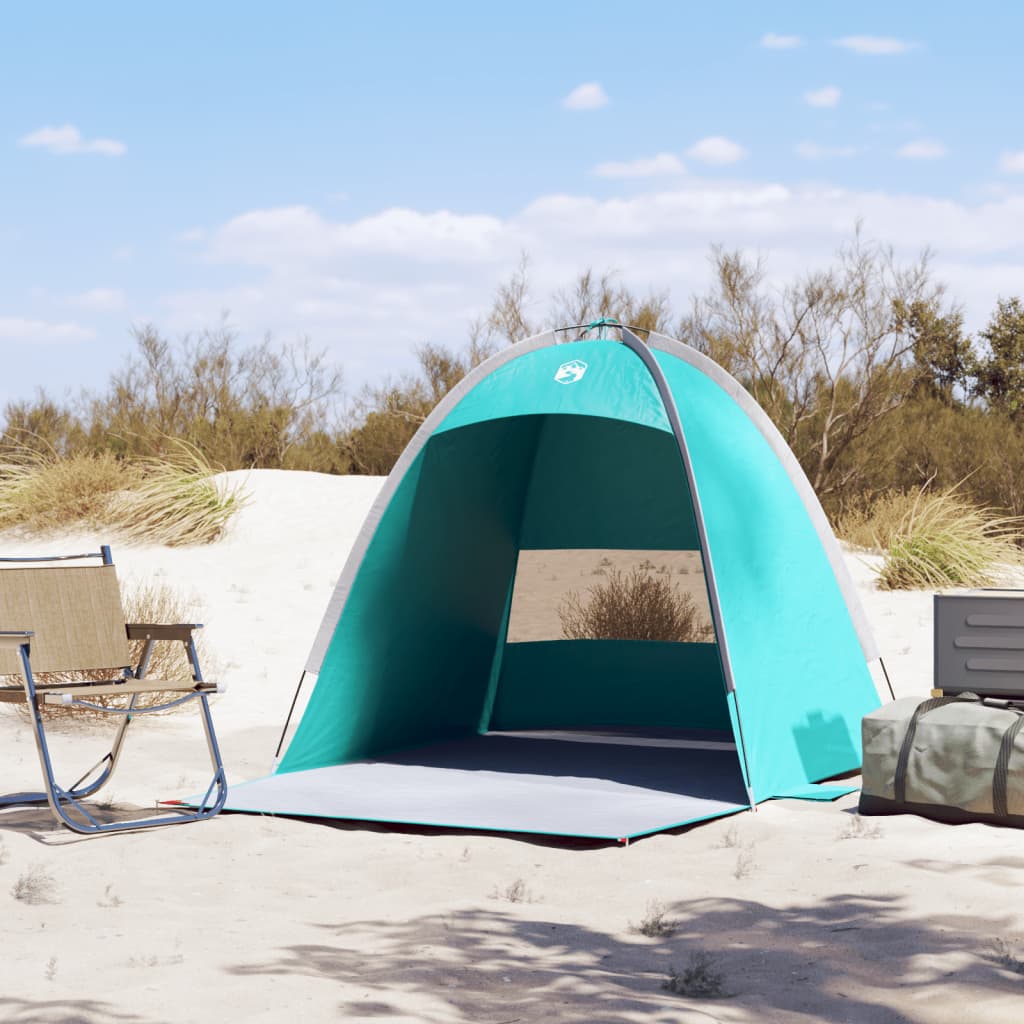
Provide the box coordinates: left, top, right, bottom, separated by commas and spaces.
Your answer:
554, 359, 588, 384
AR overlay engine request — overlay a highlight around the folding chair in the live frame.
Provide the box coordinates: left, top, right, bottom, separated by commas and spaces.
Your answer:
0, 546, 227, 834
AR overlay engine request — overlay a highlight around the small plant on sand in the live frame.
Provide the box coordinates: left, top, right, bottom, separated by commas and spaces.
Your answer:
44, 957, 57, 982
990, 938, 1024, 975
732, 850, 756, 880
631, 899, 677, 938
11, 864, 58, 905
559, 567, 714, 643
837, 814, 884, 840
0, 448, 137, 534
840, 484, 1021, 590
0, 837, 9, 865
714, 822, 745, 849
97, 884, 123, 908
489, 877, 534, 903
662, 950, 727, 999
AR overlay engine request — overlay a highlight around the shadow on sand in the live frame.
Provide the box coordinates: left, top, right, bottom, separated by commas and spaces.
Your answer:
227, 894, 1024, 1023
0, 997, 151, 1024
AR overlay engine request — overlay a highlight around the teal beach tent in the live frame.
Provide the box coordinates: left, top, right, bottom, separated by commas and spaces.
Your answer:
223, 326, 882, 840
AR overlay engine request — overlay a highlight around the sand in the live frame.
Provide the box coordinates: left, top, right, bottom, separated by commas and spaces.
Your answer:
1, 470, 1023, 1024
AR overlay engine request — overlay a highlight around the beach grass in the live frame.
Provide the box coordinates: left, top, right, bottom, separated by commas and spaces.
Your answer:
0, 441, 246, 546
841, 485, 1023, 590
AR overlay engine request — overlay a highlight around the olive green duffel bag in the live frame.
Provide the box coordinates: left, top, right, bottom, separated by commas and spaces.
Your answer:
859, 694, 1024, 827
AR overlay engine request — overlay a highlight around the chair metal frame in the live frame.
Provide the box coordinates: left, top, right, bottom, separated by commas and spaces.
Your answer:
0, 546, 227, 834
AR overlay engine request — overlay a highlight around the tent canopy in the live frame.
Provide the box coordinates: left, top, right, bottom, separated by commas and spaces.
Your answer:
223, 328, 881, 840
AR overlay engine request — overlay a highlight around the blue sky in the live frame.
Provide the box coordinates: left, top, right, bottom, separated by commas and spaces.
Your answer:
3, 2, 1024, 407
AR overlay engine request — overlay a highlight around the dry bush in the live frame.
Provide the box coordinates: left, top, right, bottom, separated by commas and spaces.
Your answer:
662, 951, 727, 999
559, 568, 714, 643
11, 864, 58, 905
630, 899, 677, 938
488, 877, 536, 903
836, 490, 919, 551
0, 449, 139, 534
857, 485, 1024, 590
109, 441, 247, 546
834, 398, 1024, 521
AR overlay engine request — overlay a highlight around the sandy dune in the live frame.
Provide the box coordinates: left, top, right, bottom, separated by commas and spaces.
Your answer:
1, 471, 1022, 1024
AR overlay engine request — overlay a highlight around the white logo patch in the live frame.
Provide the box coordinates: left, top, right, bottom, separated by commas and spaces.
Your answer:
554, 359, 588, 384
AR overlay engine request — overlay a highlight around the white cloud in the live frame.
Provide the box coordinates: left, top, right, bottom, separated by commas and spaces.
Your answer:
834, 35, 916, 56
686, 136, 747, 166
795, 141, 858, 160
760, 32, 802, 49
593, 153, 686, 178
18, 123, 126, 157
205, 204, 506, 269
0, 317, 95, 343
804, 86, 841, 109
67, 288, 126, 312
999, 151, 1024, 174
175, 227, 206, 243
163, 179, 1024, 390
562, 82, 609, 111
897, 139, 948, 160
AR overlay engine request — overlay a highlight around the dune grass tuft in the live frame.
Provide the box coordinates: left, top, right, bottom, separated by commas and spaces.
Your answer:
0, 449, 138, 534
109, 441, 247, 546
0, 440, 246, 546
842, 485, 1023, 590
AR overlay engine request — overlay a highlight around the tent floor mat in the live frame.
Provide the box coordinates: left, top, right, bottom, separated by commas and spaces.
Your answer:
219, 729, 751, 840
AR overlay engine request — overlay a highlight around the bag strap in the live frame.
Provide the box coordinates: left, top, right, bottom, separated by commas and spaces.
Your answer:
894, 695, 980, 804
993, 712, 1024, 818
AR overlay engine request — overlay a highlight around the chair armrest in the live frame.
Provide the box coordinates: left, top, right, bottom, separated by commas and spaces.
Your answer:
125, 623, 203, 641
0, 630, 33, 649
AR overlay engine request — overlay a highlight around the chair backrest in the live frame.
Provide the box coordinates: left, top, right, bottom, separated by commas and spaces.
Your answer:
0, 563, 130, 676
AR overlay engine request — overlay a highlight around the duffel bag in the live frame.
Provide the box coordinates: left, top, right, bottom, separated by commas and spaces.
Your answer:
859, 693, 1024, 827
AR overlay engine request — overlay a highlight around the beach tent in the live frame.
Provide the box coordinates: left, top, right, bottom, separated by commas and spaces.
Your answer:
222, 325, 882, 840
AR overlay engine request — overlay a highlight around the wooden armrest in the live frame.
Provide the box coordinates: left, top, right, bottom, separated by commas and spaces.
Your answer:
125, 623, 203, 641
0, 631, 33, 649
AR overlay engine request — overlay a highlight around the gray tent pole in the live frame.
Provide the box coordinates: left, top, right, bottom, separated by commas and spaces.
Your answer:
879, 657, 896, 701
620, 328, 757, 811
273, 670, 308, 771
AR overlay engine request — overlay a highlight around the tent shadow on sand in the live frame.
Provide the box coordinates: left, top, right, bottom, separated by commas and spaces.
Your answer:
220, 325, 886, 839
227, 896, 1024, 1023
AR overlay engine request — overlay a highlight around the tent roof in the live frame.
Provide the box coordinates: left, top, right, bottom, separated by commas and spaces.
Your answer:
305, 329, 876, 674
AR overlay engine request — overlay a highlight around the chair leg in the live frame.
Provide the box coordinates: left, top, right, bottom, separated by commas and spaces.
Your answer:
1, 681, 227, 835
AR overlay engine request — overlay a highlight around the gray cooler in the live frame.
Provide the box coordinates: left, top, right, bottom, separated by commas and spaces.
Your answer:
935, 591, 1024, 698
859, 694, 1024, 827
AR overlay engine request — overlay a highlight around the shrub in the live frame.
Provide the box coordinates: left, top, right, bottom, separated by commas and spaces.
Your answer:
662, 951, 726, 999
0, 449, 138, 534
861, 486, 1023, 590
631, 899, 677, 938
11, 864, 58, 905
559, 567, 714, 642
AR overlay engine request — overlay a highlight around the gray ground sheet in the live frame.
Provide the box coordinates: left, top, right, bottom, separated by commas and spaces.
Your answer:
219, 729, 750, 840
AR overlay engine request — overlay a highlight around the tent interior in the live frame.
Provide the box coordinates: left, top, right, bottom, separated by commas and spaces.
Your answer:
224, 411, 760, 839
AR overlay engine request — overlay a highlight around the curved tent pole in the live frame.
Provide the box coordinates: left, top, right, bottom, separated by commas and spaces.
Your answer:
619, 327, 757, 810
